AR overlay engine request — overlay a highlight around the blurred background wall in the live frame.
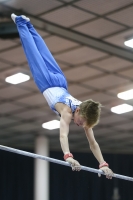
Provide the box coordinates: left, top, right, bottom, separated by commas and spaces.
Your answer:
0, 150, 133, 200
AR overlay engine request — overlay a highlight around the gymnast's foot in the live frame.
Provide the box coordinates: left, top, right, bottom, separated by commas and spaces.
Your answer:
11, 13, 30, 23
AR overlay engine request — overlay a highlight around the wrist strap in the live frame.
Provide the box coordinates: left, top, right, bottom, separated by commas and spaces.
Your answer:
99, 161, 109, 169
64, 153, 73, 160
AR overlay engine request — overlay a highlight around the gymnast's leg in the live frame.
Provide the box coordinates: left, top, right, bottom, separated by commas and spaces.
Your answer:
11, 14, 67, 91
12, 15, 53, 93
27, 21, 66, 78
26, 21, 67, 90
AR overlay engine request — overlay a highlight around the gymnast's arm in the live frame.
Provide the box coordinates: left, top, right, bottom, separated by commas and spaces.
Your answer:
59, 108, 81, 171
59, 108, 71, 154
84, 127, 113, 178
84, 127, 105, 164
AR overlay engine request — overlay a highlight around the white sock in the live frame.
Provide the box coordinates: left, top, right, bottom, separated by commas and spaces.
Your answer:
11, 13, 30, 23
21, 15, 30, 22
11, 13, 17, 23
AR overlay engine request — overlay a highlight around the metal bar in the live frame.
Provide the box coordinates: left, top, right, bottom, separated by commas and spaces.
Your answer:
0, 145, 132, 182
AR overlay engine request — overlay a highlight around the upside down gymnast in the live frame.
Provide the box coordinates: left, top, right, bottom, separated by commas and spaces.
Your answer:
11, 13, 113, 179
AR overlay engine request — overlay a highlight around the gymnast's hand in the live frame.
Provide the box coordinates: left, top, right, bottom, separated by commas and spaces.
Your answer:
99, 166, 114, 179
66, 157, 81, 171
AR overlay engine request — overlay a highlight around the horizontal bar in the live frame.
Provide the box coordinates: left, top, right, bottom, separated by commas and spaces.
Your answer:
0, 145, 132, 182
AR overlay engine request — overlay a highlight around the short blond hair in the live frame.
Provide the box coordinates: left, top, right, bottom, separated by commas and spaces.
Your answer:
79, 99, 102, 128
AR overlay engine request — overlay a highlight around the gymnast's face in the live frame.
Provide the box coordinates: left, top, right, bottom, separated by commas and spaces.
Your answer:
73, 108, 86, 127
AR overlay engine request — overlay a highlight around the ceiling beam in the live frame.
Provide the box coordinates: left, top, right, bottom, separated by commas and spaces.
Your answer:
0, 4, 133, 62
29, 16, 133, 62
0, 22, 18, 37
0, 22, 16, 34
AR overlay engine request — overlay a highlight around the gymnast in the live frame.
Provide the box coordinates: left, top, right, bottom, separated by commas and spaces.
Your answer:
11, 14, 113, 179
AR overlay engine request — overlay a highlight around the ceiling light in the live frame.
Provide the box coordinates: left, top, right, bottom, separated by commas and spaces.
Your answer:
124, 38, 133, 48
42, 120, 60, 130
5, 73, 30, 84
117, 89, 133, 100
111, 104, 133, 114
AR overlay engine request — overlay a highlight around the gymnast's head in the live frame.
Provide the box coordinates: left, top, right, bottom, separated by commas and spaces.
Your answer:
73, 99, 102, 128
